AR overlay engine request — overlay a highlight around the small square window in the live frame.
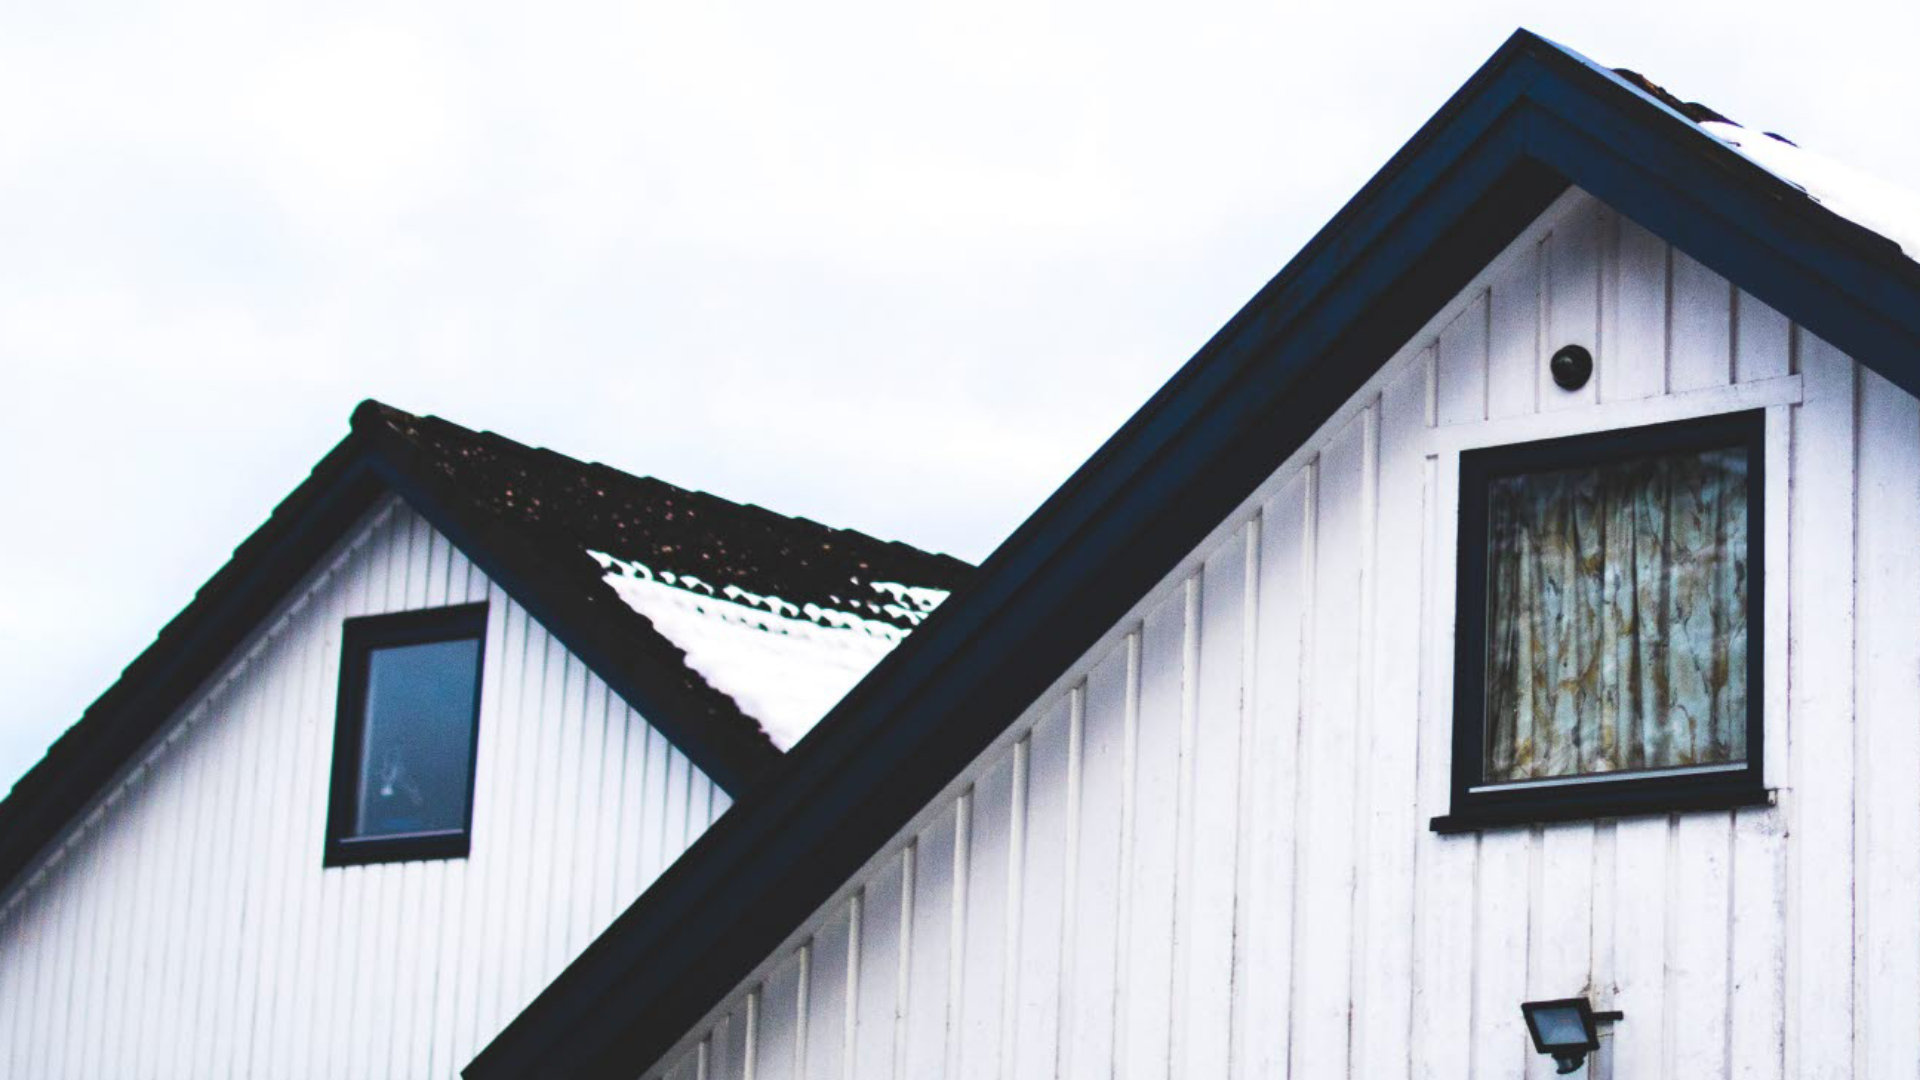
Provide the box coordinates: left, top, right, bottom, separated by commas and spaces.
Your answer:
1432, 411, 1767, 832
326, 603, 488, 866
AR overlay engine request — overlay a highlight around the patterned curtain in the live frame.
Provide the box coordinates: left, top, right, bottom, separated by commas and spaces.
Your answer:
1483, 446, 1748, 783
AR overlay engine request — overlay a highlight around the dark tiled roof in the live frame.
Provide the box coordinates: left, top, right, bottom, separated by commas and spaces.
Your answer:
358, 403, 971, 634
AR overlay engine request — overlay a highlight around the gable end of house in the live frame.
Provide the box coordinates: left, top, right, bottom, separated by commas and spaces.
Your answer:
467, 29, 1920, 1079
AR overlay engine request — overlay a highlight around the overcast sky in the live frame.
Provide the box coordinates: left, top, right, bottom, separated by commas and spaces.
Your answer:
2, 0, 1914, 791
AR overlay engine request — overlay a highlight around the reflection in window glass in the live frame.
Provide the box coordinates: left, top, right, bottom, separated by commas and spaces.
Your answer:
1483, 445, 1748, 783
355, 637, 481, 836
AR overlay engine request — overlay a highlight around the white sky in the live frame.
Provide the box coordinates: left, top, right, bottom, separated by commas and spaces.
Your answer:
3, 0, 1915, 791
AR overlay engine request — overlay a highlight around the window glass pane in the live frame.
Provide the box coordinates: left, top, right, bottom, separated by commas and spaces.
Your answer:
1484, 445, 1748, 782
355, 637, 481, 837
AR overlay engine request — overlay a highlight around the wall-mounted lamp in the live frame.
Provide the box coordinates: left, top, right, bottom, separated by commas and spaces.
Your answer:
1521, 997, 1622, 1074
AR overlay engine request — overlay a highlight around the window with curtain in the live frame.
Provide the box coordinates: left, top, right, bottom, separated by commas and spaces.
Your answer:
1435, 411, 1767, 832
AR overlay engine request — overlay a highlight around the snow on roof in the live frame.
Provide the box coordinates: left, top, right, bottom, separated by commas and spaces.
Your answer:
1699, 121, 1920, 261
1611, 67, 1920, 263
591, 551, 949, 750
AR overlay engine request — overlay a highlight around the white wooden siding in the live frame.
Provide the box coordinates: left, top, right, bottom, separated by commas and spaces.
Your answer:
0, 498, 730, 1078
643, 187, 1912, 1080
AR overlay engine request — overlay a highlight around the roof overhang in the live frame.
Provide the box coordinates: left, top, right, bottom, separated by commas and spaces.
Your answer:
470, 28, 1920, 1078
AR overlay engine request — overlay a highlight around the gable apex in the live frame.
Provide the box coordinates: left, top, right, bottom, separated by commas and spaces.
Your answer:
0, 401, 969, 903
468, 30, 1920, 1078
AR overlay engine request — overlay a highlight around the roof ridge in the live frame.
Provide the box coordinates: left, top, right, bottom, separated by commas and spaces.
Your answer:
354, 398, 970, 576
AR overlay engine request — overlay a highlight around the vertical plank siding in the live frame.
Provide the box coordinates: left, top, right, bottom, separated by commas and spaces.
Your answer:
645, 188, 1906, 1079
0, 498, 729, 1078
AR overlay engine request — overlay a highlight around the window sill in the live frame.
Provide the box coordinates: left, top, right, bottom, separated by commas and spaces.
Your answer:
1429, 782, 1774, 834
324, 829, 471, 867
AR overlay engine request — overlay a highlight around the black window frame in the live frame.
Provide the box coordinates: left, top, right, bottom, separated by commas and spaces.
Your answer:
325, 602, 489, 866
1430, 410, 1769, 833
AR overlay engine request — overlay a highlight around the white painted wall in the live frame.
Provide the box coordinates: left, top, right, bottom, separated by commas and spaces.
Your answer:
0, 497, 730, 1079
642, 187, 1908, 1080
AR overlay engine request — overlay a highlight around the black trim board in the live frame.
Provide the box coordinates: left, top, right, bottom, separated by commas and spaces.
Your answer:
469, 29, 1920, 1079
0, 409, 784, 902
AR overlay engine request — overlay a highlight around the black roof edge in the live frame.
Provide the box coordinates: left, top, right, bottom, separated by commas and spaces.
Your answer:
0, 429, 382, 900
469, 28, 1920, 1078
0, 401, 781, 902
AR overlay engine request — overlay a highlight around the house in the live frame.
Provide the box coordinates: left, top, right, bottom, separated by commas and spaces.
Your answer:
0, 402, 970, 1077
466, 30, 1920, 1080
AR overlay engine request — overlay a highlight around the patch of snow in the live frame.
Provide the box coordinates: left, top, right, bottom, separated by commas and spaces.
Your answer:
590, 551, 951, 750
719, 583, 800, 619
872, 581, 950, 617
675, 574, 717, 596
1701, 121, 1920, 261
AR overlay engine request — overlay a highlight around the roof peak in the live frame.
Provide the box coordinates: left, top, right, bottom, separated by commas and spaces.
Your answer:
469, 30, 1920, 1077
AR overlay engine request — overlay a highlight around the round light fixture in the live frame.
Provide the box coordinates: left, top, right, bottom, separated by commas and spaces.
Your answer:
1550, 344, 1594, 391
